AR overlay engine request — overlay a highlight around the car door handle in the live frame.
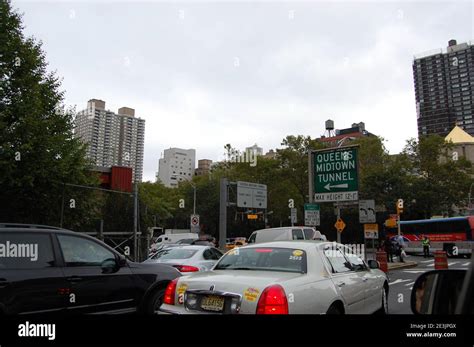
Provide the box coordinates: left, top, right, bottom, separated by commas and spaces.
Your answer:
337, 282, 345, 287
0, 278, 9, 288
66, 276, 83, 283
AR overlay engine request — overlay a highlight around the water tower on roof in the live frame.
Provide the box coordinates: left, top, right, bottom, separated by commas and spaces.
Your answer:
324, 119, 336, 138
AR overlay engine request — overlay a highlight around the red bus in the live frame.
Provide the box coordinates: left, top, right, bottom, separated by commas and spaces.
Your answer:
387, 216, 474, 256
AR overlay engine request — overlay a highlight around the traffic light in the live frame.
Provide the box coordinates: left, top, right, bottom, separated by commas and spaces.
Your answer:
396, 199, 404, 215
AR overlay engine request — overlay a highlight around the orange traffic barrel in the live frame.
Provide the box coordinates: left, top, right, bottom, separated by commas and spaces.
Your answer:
434, 251, 448, 270
376, 251, 388, 273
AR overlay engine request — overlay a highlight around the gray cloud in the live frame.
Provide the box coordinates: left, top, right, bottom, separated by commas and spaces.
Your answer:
13, 0, 473, 181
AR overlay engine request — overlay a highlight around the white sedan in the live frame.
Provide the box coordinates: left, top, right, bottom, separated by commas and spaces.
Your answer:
158, 241, 388, 314
144, 245, 223, 273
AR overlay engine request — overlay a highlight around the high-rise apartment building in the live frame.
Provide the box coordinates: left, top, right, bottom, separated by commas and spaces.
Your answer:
413, 39, 474, 137
75, 99, 145, 182
157, 148, 196, 188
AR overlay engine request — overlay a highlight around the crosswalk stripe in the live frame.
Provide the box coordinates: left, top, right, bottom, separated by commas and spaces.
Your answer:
389, 279, 412, 285
402, 270, 427, 274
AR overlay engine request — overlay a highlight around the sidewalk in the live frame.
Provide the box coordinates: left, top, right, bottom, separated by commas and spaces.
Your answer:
387, 260, 417, 270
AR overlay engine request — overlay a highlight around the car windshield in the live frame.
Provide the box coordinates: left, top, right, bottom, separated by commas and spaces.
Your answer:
150, 248, 198, 260
214, 247, 306, 273
176, 239, 194, 244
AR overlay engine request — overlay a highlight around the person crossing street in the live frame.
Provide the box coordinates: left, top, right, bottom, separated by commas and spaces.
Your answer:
422, 235, 431, 258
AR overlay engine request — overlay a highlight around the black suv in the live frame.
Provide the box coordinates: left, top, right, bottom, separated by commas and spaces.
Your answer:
0, 224, 181, 314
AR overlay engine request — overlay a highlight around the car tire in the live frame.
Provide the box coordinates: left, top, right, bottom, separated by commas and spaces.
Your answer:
376, 286, 388, 314
326, 303, 342, 314
145, 288, 166, 314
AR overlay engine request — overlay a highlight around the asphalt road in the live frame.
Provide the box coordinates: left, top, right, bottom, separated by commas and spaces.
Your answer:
387, 255, 472, 314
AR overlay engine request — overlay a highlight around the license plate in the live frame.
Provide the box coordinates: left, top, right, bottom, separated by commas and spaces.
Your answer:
201, 295, 225, 312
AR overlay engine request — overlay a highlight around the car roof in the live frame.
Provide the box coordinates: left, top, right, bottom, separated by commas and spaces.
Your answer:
164, 245, 210, 250
0, 224, 77, 234
252, 226, 312, 232
243, 240, 327, 250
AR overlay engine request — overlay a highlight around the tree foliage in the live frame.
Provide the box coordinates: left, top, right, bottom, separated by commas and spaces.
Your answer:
0, 1, 100, 228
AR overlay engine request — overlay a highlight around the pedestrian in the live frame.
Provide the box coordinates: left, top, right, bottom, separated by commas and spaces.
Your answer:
384, 237, 393, 263
422, 235, 431, 258
398, 244, 406, 263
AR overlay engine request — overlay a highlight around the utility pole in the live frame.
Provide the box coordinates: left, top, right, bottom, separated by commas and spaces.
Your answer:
219, 178, 228, 250
336, 204, 341, 243
193, 184, 196, 215
133, 182, 138, 261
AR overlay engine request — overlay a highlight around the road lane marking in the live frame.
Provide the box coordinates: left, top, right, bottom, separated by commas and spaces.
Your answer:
402, 270, 429, 274
420, 260, 433, 263
462, 262, 471, 266
404, 281, 415, 287
389, 279, 412, 286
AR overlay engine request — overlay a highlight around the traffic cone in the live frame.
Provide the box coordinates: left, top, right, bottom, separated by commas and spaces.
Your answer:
434, 250, 448, 270
376, 251, 388, 273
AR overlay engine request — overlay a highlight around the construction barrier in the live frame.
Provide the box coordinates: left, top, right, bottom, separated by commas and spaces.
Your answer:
434, 250, 448, 270
376, 251, 388, 273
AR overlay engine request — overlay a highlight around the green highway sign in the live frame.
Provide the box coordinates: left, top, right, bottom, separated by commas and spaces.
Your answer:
304, 203, 320, 211
312, 146, 359, 203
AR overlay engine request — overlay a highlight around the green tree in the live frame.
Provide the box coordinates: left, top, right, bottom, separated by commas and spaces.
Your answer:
0, 0, 100, 228
402, 135, 473, 218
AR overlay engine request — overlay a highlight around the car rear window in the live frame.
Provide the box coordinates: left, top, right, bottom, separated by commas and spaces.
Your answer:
151, 248, 198, 260
215, 247, 306, 273
303, 228, 314, 240
0, 232, 55, 269
292, 229, 304, 240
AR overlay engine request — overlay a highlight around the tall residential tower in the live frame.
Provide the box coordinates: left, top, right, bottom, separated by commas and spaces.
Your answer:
413, 40, 474, 137
75, 99, 145, 182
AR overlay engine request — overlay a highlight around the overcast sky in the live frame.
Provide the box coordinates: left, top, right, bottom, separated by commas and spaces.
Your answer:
13, 0, 473, 181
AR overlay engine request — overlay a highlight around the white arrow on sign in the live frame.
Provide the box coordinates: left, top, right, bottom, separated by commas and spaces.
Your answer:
324, 183, 349, 191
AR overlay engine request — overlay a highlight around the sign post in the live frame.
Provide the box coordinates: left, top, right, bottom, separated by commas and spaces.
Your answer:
396, 199, 404, 236
290, 208, 297, 226
359, 200, 376, 223
334, 217, 346, 235
190, 214, 200, 233
304, 204, 320, 226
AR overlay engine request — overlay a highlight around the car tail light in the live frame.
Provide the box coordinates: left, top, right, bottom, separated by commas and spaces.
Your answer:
256, 285, 289, 314
163, 278, 178, 305
173, 265, 200, 272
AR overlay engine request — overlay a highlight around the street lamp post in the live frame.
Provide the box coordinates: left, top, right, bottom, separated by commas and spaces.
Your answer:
190, 182, 196, 215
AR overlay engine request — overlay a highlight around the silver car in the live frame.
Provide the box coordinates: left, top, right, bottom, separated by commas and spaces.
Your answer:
144, 245, 223, 273
158, 241, 388, 314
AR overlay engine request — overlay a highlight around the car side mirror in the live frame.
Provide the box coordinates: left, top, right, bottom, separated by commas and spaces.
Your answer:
367, 260, 379, 269
411, 269, 467, 314
118, 254, 127, 267
101, 258, 119, 274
